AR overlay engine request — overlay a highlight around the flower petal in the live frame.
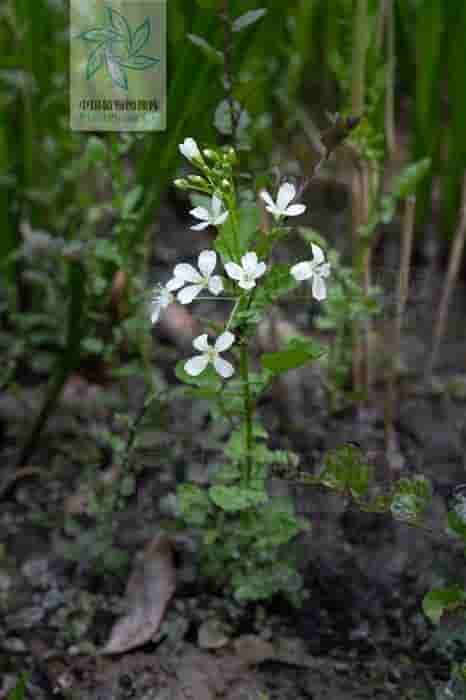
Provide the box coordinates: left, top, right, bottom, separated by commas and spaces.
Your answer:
166, 276, 185, 291
214, 210, 229, 226
191, 221, 210, 231
173, 263, 202, 284
215, 331, 235, 352
184, 354, 209, 376
284, 204, 306, 217
238, 279, 256, 290
263, 202, 280, 215
253, 261, 267, 279
241, 251, 258, 274
198, 249, 217, 277
290, 261, 313, 281
180, 138, 200, 161
150, 303, 161, 324
189, 206, 210, 221
177, 284, 203, 304
312, 274, 327, 301
311, 243, 325, 265
159, 289, 172, 307
193, 334, 210, 352
319, 262, 331, 278
211, 195, 222, 218
213, 356, 234, 379
277, 182, 296, 211
259, 189, 275, 208
225, 262, 244, 281
208, 275, 224, 296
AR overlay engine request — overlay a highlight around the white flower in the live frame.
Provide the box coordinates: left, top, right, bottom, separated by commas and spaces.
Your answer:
290, 243, 330, 301
260, 182, 306, 220
167, 250, 223, 304
179, 137, 202, 163
184, 331, 235, 378
189, 194, 229, 231
150, 285, 174, 324
225, 251, 267, 291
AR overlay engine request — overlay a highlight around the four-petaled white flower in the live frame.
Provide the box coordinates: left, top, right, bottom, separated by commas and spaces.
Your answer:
190, 194, 229, 231
260, 182, 306, 221
167, 250, 223, 305
225, 252, 267, 291
179, 137, 202, 163
290, 243, 330, 301
150, 285, 174, 324
184, 331, 235, 378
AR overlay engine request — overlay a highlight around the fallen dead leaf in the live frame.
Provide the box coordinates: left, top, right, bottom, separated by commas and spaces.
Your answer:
102, 535, 176, 655
233, 635, 275, 666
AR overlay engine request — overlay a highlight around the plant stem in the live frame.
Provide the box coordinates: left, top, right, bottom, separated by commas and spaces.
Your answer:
385, 0, 396, 161
350, 0, 369, 402
384, 195, 416, 461
221, 0, 239, 144
240, 341, 253, 486
351, 0, 368, 116
426, 173, 466, 376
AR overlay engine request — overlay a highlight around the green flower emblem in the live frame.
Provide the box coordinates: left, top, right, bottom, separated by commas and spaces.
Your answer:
78, 5, 159, 90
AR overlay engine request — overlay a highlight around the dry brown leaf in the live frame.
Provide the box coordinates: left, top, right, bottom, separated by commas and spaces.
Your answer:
102, 535, 176, 655
233, 635, 275, 666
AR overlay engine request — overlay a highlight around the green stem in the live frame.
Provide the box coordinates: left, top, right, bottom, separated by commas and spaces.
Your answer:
240, 341, 253, 486
351, 0, 369, 115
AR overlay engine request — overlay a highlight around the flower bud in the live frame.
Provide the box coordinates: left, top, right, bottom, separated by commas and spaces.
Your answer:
224, 146, 237, 164
188, 175, 207, 186
221, 179, 231, 189
203, 149, 219, 162
174, 178, 189, 190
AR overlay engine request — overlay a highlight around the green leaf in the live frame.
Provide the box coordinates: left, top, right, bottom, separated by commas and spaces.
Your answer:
131, 18, 151, 55
106, 6, 131, 42
177, 484, 212, 526
175, 360, 222, 390
423, 586, 466, 625
390, 158, 431, 200
94, 239, 122, 265
86, 43, 105, 80
209, 485, 268, 512
319, 444, 372, 499
79, 28, 119, 43
106, 51, 128, 90
233, 562, 299, 602
261, 336, 324, 375
216, 202, 259, 261
211, 461, 242, 484
117, 55, 160, 70
186, 34, 224, 64
122, 186, 143, 217
232, 9, 268, 33
252, 264, 298, 308
447, 507, 466, 541
390, 476, 432, 522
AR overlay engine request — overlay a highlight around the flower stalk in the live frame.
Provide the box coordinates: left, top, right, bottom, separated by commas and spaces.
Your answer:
240, 340, 253, 486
